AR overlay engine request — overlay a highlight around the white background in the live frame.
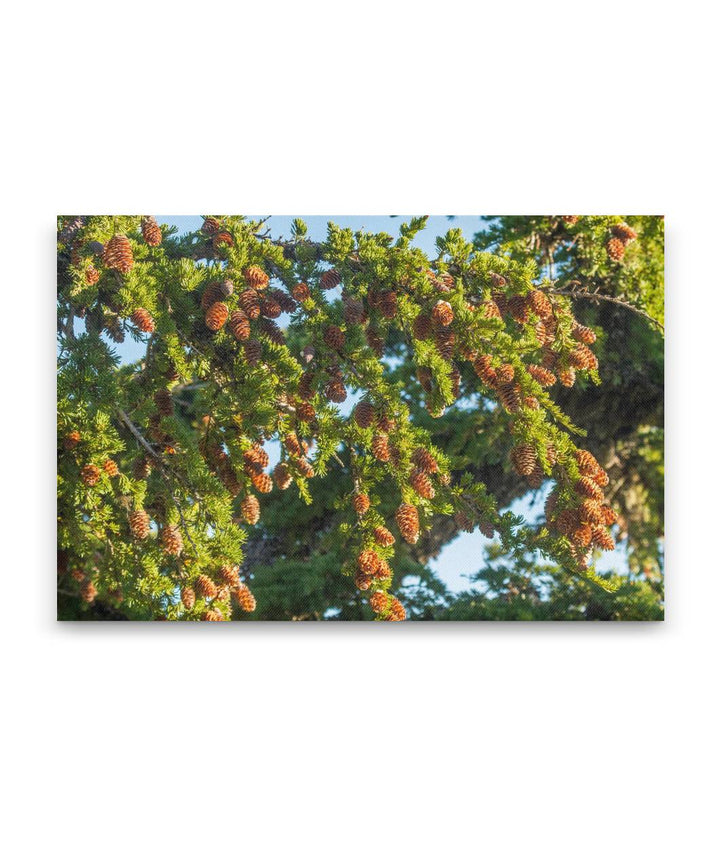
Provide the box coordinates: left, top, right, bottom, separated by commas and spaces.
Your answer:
1, 1, 716, 854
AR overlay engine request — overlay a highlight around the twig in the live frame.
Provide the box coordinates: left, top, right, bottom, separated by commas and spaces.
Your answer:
547, 286, 664, 332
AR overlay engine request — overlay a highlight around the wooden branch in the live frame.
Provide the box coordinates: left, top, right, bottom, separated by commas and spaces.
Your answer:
548, 286, 664, 332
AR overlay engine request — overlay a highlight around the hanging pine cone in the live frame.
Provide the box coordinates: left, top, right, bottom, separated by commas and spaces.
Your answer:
387, 598, 406, 621
413, 313, 433, 340
511, 444, 537, 477
495, 363, 515, 384
575, 477, 604, 501
450, 366, 461, 399
528, 364, 556, 387
195, 574, 218, 599
601, 505, 618, 525
497, 383, 521, 413
325, 378, 347, 403
240, 494, 260, 525
229, 310, 251, 341
103, 458, 119, 477
129, 509, 150, 539
411, 447, 438, 474
410, 469, 435, 499
358, 550, 381, 576
298, 371, 315, 401
284, 433, 303, 457
535, 320, 552, 347
395, 503, 419, 544
141, 216, 162, 247
320, 269, 341, 290
417, 366, 433, 394
365, 327, 385, 357
527, 460, 544, 489
130, 308, 155, 333
572, 323, 597, 345
432, 300, 454, 326
435, 272, 455, 292
555, 507, 580, 537
324, 325, 346, 350
579, 499, 604, 525
354, 400, 375, 429
64, 430, 81, 450
575, 449, 600, 475
243, 339, 262, 365
154, 388, 173, 416
220, 278, 234, 298
102, 235, 134, 274
355, 572, 373, 591
260, 295, 282, 319
295, 400, 315, 423
81, 464, 101, 486
454, 511, 474, 532
544, 490, 559, 524
80, 580, 97, 603
372, 433, 391, 463
234, 584, 257, 612
161, 525, 183, 555
558, 367, 576, 387
202, 608, 225, 621
205, 301, 229, 332
239, 265, 266, 290
213, 231, 233, 251
219, 565, 239, 587
271, 289, 296, 314
181, 586, 196, 610
591, 526, 615, 551
369, 591, 389, 614
259, 318, 284, 345
376, 413, 396, 433
132, 456, 152, 480
606, 237, 625, 261
343, 294, 365, 324
562, 215, 579, 225
373, 526, 395, 547
612, 223, 638, 243
473, 354, 497, 386
273, 462, 293, 490
295, 457, 315, 478
104, 316, 125, 343
237, 288, 261, 320
243, 445, 269, 473
292, 282, 311, 302
201, 281, 223, 311
480, 299, 502, 320
571, 523, 593, 548
85, 265, 99, 285
528, 290, 553, 320
378, 290, 398, 319
569, 344, 597, 371
251, 471, 273, 494
508, 295, 530, 324
434, 328, 455, 360
202, 217, 221, 235
353, 493, 370, 516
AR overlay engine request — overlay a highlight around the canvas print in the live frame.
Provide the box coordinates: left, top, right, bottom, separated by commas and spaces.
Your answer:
57, 215, 664, 621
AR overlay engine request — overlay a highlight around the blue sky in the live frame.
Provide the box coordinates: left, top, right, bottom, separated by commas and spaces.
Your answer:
106, 215, 627, 592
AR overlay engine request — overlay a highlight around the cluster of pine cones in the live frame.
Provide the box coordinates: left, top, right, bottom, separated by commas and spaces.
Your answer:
180, 565, 256, 620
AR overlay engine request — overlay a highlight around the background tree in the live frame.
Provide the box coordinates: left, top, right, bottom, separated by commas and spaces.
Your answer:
57, 215, 661, 620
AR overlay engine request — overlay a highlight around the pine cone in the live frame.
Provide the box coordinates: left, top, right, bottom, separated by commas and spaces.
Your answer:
342, 293, 365, 325
324, 325, 346, 350
154, 388, 173, 416
497, 383, 521, 413
410, 469, 435, 499
591, 526, 615, 551
102, 235, 134, 274
141, 216, 162, 247
284, 433, 303, 457
555, 507, 580, 537
234, 584, 257, 612
195, 574, 218, 599
354, 400, 375, 429
259, 318, 284, 345
376, 413, 396, 433
572, 523, 593, 548
202, 608, 225, 621
205, 301, 229, 332
572, 324, 597, 345
527, 364, 556, 387
81, 464, 101, 486
64, 430, 81, 450
229, 310, 251, 341
395, 503, 419, 544
295, 457, 314, 478
202, 217, 221, 235
558, 367, 576, 387
473, 354, 497, 386
575, 477, 604, 501
508, 295, 530, 324
213, 231, 233, 251
355, 572, 373, 591
243, 339, 262, 365
358, 550, 381, 576
511, 444, 537, 477
238, 288, 261, 319
612, 223, 638, 243
80, 580, 97, 603
130, 308, 155, 333
569, 344, 597, 371
295, 401, 315, 423
325, 378, 347, 403
220, 278, 234, 298
373, 526, 395, 547
132, 456, 152, 480
251, 471, 273, 494
369, 591, 389, 614
527, 460, 544, 489
273, 463, 293, 490
271, 289, 297, 313
353, 493, 370, 516
292, 282, 311, 302
181, 586, 196, 609
201, 281, 223, 311
219, 565, 239, 587
377, 290, 397, 319
298, 371, 315, 401
103, 459, 119, 477
411, 447, 438, 474
432, 300, 454, 326
320, 269, 341, 290
601, 505, 618, 525
104, 316, 125, 343
161, 525, 183, 555
240, 494, 260, 525
85, 265, 100, 285
387, 598, 406, 621
606, 237, 625, 261
372, 433, 391, 462
413, 313, 433, 340
562, 215, 579, 225
260, 296, 282, 319
365, 327, 385, 357
434, 328, 455, 360
528, 290, 553, 320
579, 499, 604, 525
454, 511, 474, 532
495, 363, 515, 384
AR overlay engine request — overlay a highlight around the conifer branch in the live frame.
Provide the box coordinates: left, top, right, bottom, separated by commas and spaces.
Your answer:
548, 285, 664, 332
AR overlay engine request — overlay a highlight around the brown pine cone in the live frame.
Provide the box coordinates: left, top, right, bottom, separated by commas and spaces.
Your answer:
355, 572, 372, 591
229, 310, 251, 341
528, 290, 553, 320
325, 378, 347, 403
81, 464, 101, 486
295, 457, 315, 478
80, 580, 97, 603
369, 591, 389, 614
103, 459, 119, 477
572, 523, 593, 548
575, 450, 601, 475
354, 400, 375, 429
234, 584, 257, 612
601, 505, 618, 525
432, 300, 454, 326
606, 237, 625, 261
454, 511, 474, 533
202, 608, 225, 621
353, 493, 370, 516
202, 217, 221, 235
387, 598, 406, 621
579, 499, 604, 525
201, 281, 223, 311
373, 526, 395, 547
133, 456, 152, 480
612, 223, 638, 244
205, 301, 229, 332
295, 401, 315, 423
417, 366, 433, 394
102, 235, 134, 274
562, 215, 579, 225
141, 216, 162, 247
434, 328, 455, 360
372, 433, 391, 463
251, 472, 273, 494
591, 526, 615, 551
481, 299, 502, 320
395, 503, 419, 544
358, 549, 381, 576
365, 327, 385, 356
569, 344, 598, 371
220, 278, 234, 298
64, 430, 81, 450
284, 433, 303, 457
575, 477, 604, 501
292, 282, 311, 302
154, 388, 173, 416
128, 508, 151, 540
376, 413, 395, 433
528, 364, 556, 387
260, 295, 282, 319
527, 460, 544, 489
411, 448, 438, 474
273, 463, 293, 490
298, 371, 315, 401
195, 574, 218, 599
558, 367, 576, 387
219, 565, 239, 587
508, 295, 530, 324
259, 318, 284, 345
572, 323, 597, 345
240, 494, 260, 525
342, 294, 365, 324
410, 469, 435, 499
238, 288, 261, 319
130, 308, 155, 333
511, 444, 537, 477
161, 525, 183, 555
495, 363, 515, 384
535, 320, 552, 347
320, 269, 341, 290
473, 354, 497, 386
181, 586, 196, 610
413, 313, 433, 340
85, 265, 100, 285
324, 325, 346, 350
555, 507, 580, 537
213, 232, 233, 251
243, 339, 262, 365
497, 383, 521, 413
